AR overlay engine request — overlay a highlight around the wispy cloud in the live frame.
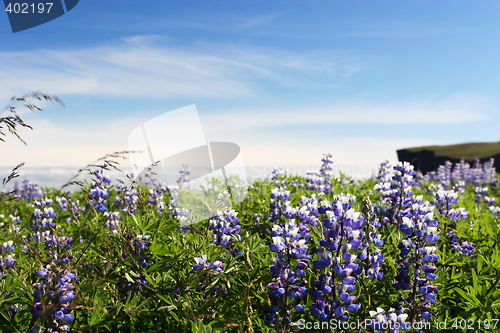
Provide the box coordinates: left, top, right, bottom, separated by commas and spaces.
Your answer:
239, 14, 280, 29
201, 94, 492, 132
1, 117, 133, 167
1, 115, 440, 168
239, 136, 440, 167
345, 31, 429, 38
0, 37, 365, 102
344, 21, 470, 38
3, 93, 490, 167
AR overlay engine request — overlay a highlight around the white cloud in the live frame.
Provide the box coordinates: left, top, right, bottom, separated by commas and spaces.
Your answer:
343, 20, 470, 38
239, 14, 280, 29
0, 114, 433, 180
0, 37, 493, 171
200, 94, 492, 133
1, 117, 136, 167
0, 37, 364, 102
2, 95, 479, 168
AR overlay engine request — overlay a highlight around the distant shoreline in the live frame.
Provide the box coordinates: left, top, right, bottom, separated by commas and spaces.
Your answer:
0, 164, 381, 190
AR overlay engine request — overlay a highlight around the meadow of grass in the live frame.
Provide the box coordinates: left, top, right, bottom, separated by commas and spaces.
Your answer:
0, 155, 498, 333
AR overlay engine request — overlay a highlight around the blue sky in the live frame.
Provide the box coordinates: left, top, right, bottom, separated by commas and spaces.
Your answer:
1, 0, 499, 177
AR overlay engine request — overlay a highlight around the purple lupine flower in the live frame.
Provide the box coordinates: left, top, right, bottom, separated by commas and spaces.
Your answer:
305, 170, 323, 193
0, 240, 16, 277
134, 234, 152, 254
35, 270, 47, 278
360, 196, 386, 280
68, 200, 85, 221
303, 154, 334, 194
295, 195, 320, 227
367, 305, 411, 332
15, 179, 44, 201
30, 198, 56, 231
163, 166, 195, 233
481, 158, 497, 184
475, 186, 489, 205
192, 254, 208, 272
177, 165, 191, 185
489, 206, 500, 215
28, 196, 77, 332
374, 162, 416, 227
392, 196, 441, 324
268, 187, 292, 224
434, 188, 459, 215
141, 175, 167, 213
103, 211, 122, 233
375, 160, 393, 183
166, 184, 188, 231
309, 195, 367, 324
147, 188, 164, 213
432, 187, 474, 257
451, 160, 469, 184
265, 186, 310, 330
116, 271, 148, 298
55, 197, 69, 211
115, 177, 140, 215
446, 159, 497, 187
484, 195, 497, 206
436, 161, 453, 189
270, 167, 286, 186
31, 265, 77, 331
266, 230, 310, 327
320, 153, 334, 180
472, 159, 486, 186
191, 254, 226, 296
209, 210, 242, 256
87, 167, 111, 213
117, 233, 154, 298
